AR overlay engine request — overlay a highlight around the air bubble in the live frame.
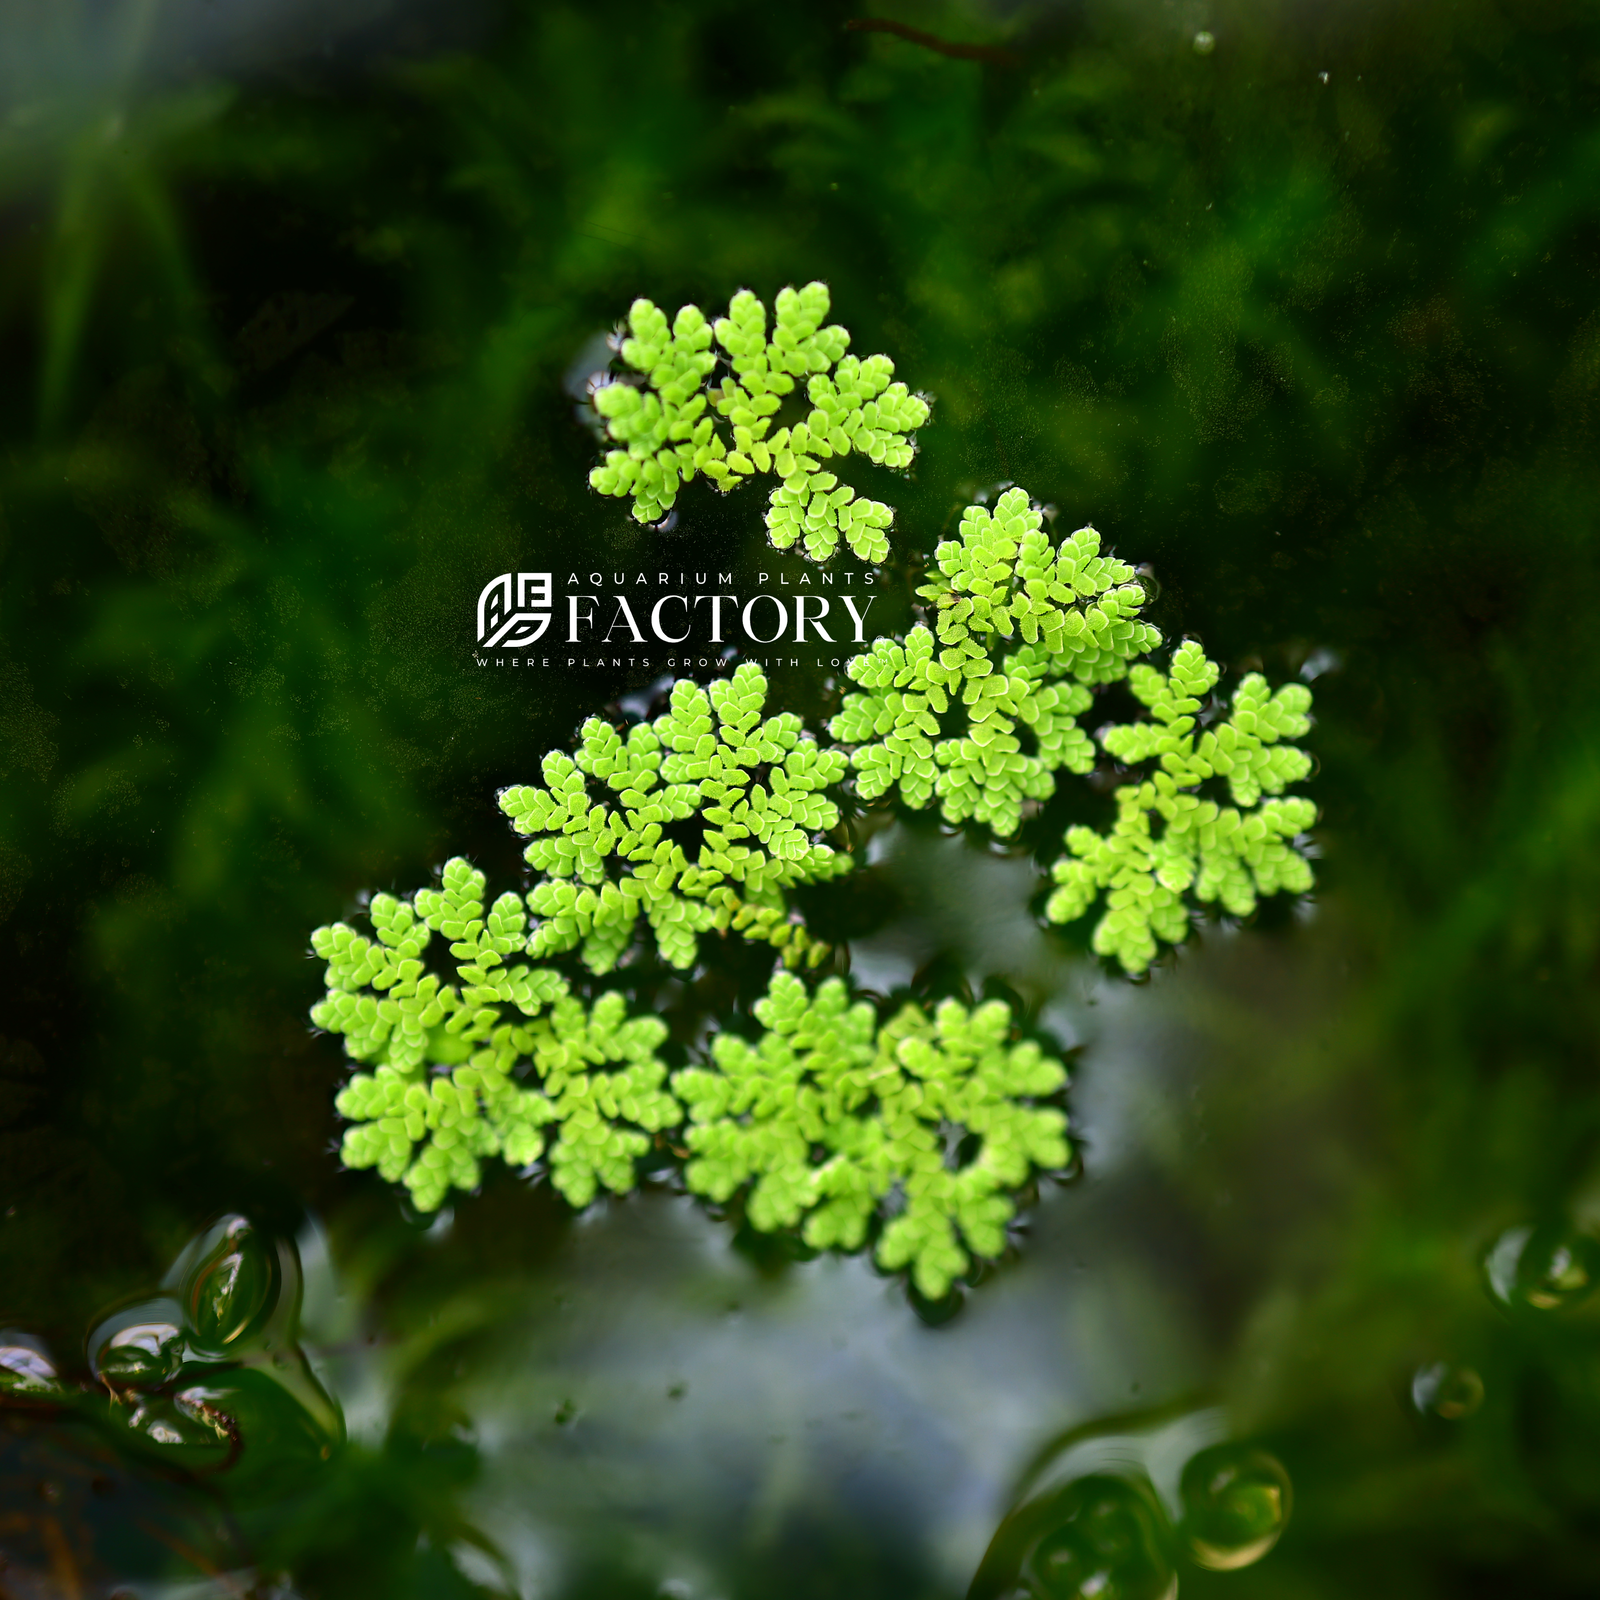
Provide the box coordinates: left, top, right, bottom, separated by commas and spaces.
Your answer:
1484, 1222, 1599, 1310
90, 1304, 185, 1389
181, 1215, 281, 1349
114, 1393, 236, 1470
1179, 1444, 1292, 1570
1411, 1361, 1484, 1420
0, 1337, 61, 1397
1023, 1476, 1177, 1600
1192, 31, 1216, 55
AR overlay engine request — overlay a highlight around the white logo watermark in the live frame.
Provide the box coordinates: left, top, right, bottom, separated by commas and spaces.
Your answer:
472, 568, 881, 669
477, 572, 553, 648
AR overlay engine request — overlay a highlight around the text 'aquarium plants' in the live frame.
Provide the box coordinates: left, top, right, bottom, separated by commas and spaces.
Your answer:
4, 3, 1600, 1597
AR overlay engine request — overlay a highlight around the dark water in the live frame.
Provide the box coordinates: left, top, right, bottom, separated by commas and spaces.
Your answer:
5, 0, 1600, 1593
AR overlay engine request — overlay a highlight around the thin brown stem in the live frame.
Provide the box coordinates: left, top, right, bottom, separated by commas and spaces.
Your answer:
843, 18, 1021, 68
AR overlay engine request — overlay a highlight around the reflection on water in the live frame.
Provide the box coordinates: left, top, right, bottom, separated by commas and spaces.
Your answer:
8, 835, 1600, 1596
365, 890, 1318, 1596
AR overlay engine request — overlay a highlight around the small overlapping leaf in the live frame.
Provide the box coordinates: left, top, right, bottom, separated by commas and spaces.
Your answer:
831, 487, 1162, 836
588, 300, 720, 524
499, 662, 850, 974
312, 885, 1077, 1292
588, 283, 930, 560
1046, 641, 1316, 973
312, 859, 679, 1212
673, 973, 1071, 1299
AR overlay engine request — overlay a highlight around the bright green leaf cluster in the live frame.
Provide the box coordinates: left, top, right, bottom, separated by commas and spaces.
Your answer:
830, 487, 1162, 836
589, 283, 931, 561
311, 859, 681, 1212
314, 907, 1069, 1293
588, 300, 719, 524
498, 662, 850, 974
672, 972, 1071, 1299
1046, 641, 1317, 974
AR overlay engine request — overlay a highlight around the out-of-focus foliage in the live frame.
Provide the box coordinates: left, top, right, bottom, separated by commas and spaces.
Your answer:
590, 282, 929, 559
674, 972, 1069, 1298
1046, 642, 1315, 972
500, 663, 848, 973
831, 487, 1158, 835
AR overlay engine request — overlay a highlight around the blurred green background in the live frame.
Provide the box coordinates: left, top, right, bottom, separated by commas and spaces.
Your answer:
5, 0, 1600, 1593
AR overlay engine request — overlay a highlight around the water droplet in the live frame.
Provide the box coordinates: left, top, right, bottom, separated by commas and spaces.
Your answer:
1411, 1361, 1484, 1420
175, 1385, 241, 1443
1179, 1444, 1292, 1570
1192, 31, 1216, 55
0, 1336, 61, 1397
1023, 1476, 1177, 1600
89, 1301, 185, 1389
177, 1370, 339, 1488
1484, 1222, 1599, 1310
100, 1321, 184, 1386
182, 1215, 280, 1349
1299, 646, 1342, 682
115, 1394, 236, 1469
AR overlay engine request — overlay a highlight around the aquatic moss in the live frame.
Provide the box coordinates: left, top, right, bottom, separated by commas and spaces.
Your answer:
829, 487, 1161, 836
673, 971, 1070, 1299
1045, 641, 1316, 974
312, 858, 680, 1212
499, 662, 849, 973
589, 282, 930, 562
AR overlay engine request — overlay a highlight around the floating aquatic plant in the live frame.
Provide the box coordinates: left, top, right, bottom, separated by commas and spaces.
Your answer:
310, 308, 1322, 1293
1045, 641, 1315, 974
673, 972, 1071, 1299
829, 487, 1161, 836
499, 662, 849, 974
588, 282, 931, 562
313, 876, 1068, 1297
312, 858, 681, 1212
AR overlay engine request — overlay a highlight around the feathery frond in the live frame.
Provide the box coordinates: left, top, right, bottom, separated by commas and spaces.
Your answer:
589, 283, 930, 562
1045, 641, 1316, 973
